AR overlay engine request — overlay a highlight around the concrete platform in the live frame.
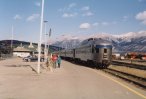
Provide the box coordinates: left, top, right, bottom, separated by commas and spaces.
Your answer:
0, 57, 146, 99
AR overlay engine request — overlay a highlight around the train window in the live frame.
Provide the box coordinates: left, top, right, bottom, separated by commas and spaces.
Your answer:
92, 46, 94, 53
96, 48, 99, 53
104, 49, 107, 53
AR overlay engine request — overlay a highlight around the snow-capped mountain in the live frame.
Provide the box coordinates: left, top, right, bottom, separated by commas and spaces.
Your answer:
52, 31, 146, 52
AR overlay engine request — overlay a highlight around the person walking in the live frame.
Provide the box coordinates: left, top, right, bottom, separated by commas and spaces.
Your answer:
57, 55, 61, 68
47, 53, 53, 72
52, 54, 57, 69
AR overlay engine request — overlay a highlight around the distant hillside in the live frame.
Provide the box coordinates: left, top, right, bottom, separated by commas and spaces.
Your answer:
0, 40, 32, 48
0, 40, 62, 52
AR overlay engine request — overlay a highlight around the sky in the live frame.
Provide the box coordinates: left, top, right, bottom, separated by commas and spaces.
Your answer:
0, 0, 146, 43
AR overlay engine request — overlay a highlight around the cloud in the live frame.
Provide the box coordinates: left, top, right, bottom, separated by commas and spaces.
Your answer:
81, 6, 94, 17
79, 23, 91, 29
81, 6, 90, 11
93, 22, 99, 26
26, 14, 40, 22
82, 11, 94, 16
59, 3, 78, 18
62, 13, 77, 18
59, 4, 93, 18
13, 14, 22, 20
142, 20, 146, 24
136, 11, 146, 20
93, 22, 112, 27
69, 3, 76, 8
136, 11, 146, 25
138, 0, 146, 2
58, 3, 76, 12
58, 8, 65, 12
35, 2, 41, 7
101, 22, 109, 26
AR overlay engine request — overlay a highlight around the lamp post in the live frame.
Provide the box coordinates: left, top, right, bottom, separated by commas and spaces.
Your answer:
44, 20, 48, 63
37, 0, 45, 74
11, 25, 14, 49
10, 25, 14, 56
48, 28, 51, 55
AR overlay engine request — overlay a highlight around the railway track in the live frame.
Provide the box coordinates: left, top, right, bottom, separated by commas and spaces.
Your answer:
102, 68, 146, 90
112, 60, 146, 70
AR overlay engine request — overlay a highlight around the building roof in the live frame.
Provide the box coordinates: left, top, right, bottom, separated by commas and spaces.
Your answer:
13, 46, 30, 52
13, 43, 38, 52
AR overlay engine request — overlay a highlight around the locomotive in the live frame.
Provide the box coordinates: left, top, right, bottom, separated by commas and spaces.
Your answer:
57, 38, 112, 68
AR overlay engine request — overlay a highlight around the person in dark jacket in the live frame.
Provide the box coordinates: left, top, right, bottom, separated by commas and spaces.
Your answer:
57, 55, 61, 68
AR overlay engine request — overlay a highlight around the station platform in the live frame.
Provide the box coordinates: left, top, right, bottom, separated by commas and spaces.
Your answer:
0, 58, 146, 99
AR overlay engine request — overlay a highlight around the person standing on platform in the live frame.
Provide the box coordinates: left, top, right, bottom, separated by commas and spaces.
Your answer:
46, 53, 53, 72
57, 55, 61, 68
52, 54, 57, 69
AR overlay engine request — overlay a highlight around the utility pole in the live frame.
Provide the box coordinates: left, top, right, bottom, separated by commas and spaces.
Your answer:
10, 25, 14, 56
11, 25, 13, 49
44, 20, 48, 63
48, 28, 51, 55
37, 0, 45, 74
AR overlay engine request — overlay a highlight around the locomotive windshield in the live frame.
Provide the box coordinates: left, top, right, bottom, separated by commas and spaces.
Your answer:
95, 45, 112, 54
95, 48, 99, 53
95, 45, 112, 49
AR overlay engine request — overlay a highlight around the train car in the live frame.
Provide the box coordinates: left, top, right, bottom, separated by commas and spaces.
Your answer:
92, 38, 112, 68
59, 38, 112, 68
59, 49, 66, 59
65, 49, 75, 60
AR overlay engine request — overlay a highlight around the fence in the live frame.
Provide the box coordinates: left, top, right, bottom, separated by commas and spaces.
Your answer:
0, 54, 13, 60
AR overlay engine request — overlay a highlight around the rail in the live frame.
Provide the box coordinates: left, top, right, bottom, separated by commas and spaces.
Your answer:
102, 68, 146, 90
112, 60, 146, 70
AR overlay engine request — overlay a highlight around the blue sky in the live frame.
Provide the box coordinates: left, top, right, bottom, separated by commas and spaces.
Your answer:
0, 0, 146, 43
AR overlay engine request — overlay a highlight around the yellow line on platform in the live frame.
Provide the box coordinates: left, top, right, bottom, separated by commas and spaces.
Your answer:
90, 69, 146, 99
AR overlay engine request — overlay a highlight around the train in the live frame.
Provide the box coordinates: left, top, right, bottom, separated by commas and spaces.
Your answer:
54, 38, 112, 68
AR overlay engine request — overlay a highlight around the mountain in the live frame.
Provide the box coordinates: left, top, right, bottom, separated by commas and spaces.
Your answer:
53, 39, 81, 49
0, 40, 62, 53
1, 31, 146, 53
52, 31, 146, 53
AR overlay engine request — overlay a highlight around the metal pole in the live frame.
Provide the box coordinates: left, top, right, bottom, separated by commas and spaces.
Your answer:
48, 37, 50, 55
44, 21, 48, 63
48, 28, 51, 55
66, 40, 67, 50
37, 0, 44, 74
11, 25, 13, 49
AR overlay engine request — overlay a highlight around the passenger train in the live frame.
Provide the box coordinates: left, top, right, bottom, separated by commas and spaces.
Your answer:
55, 38, 112, 68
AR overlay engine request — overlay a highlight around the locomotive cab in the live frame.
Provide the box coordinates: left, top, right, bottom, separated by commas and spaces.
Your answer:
92, 40, 112, 68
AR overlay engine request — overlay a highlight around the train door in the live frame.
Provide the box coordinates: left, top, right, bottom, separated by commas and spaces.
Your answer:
103, 48, 108, 59
91, 45, 97, 60
95, 46, 100, 61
